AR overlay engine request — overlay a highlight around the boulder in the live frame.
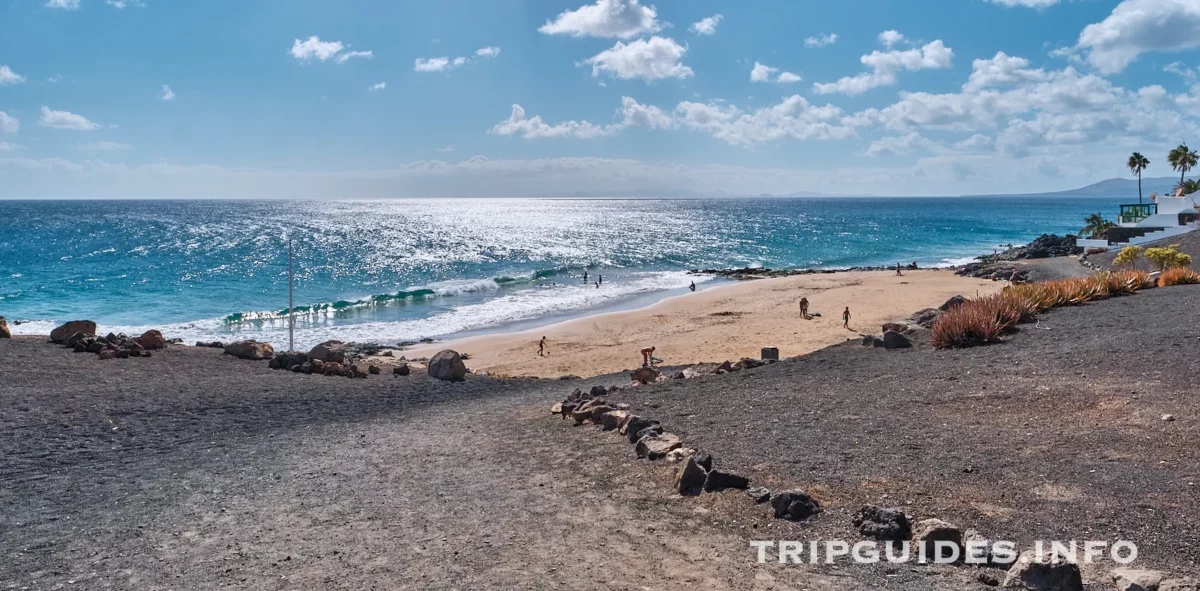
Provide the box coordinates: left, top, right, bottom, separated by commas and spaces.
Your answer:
629, 423, 663, 444
50, 320, 97, 343
733, 357, 765, 370
586, 405, 616, 423
393, 362, 410, 376
703, 469, 750, 492
86, 341, 105, 354
631, 367, 660, 384
882, 330, 912, 349
746, 487, 771, 504
368, 364, 380, 375
636, 432, 682, 459
909, 308, 942, 328
550, 402, 564, 414
621, 416, 659, 440
98, 349, 117, 360
308, 340, 347, 363
674, 455, 708, 494
599, 410, 630, 431
1111, 569, 1164, 591
224, 340, 274, 360
136, 329, 166, 350
64, 331, 90, 348
912, 518, 963, 563
324, 362, 344, 376
428, 350, 467, 382
939, 295, 967, 311
299, 362, 313, 374
881, 322, 909, 334
770, 490, 820, 521
1001, 550, 1082, 591
852, 506, 912, 541
665, 447, 696, 463
693, 451, 713, 471
861, 335, 883, 348
0, 316, 9, 338
589, 385, 608, 398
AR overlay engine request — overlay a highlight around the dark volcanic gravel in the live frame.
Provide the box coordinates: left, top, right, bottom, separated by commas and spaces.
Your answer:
606, 285, 1200, 579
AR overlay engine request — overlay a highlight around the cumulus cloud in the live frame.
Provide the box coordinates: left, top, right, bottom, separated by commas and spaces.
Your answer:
538, 0, 660, 39
107, 0, 146, 8
369, 82, 386, 92
414, 46, 500, 73
489, 104, 618, 139
584, 36, 693, 82
0, 65, 26, 86
865, 132, 941, 157
290, 36, 372, 64
39, 106, 101, 130
690, 14, 723, 36
814, 37, 953, 96
45, 0, 80, 9
159, 84, 175, 101
1076, 0, 1200, 74
0, 111, 19, 135
877, 30, 906, 49
76, 141, 132, 151
750, 61, 801, 83
804, 33, 838, 48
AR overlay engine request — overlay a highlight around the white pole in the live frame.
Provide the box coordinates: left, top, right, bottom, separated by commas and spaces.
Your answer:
288, 238, 295, 353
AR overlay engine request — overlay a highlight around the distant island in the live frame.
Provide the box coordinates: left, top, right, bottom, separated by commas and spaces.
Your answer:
965, 176, 1188, 199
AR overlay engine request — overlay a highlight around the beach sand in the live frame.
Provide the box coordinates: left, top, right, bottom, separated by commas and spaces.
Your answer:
396, 270, 1004, 378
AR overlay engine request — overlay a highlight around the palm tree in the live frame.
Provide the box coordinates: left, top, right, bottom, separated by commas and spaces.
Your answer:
1080, 212, 1115, 239
1178, 179, 1200, 196
1128, 152, 1149, 204
1168, 143, 1199, 190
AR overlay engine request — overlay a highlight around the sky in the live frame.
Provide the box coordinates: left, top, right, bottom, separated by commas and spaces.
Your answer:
3, 0, 1200, 198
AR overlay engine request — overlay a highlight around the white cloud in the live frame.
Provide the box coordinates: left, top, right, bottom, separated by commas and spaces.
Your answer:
289, 36, 372, 64
159, 84, 175, 101
1164, 61, 1197, 81
0, 65, 26, 86
750, 61, 801, 83
476, 46, 501, 58
76, 141, 132, 151
673, 95, 855, 145
618, 96, 675, 130
865, 132, 941, 157
955, 134, 996, 153
369, 82, 387, 92
877, 30, 906, 49
584, 36, 693, 82
1076, 0, 1200, 74
963, 52, 1048, 91
0, 141, 17, 152
984, 0, 1060, 7
107, 0, 145, 8
415, 47, 500, 73
39, 106, 101, 130
538, 0, 660, 39
489, 104, 618, 139
415, 57, 450, 72
335, 50, 373, 64
45, 0, 80, 9
690, 14, 723, 36
804, 33, 838, 48
0, 111, 18, 135
813, 38, 953, 96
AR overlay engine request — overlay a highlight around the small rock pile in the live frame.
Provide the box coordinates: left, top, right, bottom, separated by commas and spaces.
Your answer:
956, 262, 1031, 283
50, 321, 165, 360
667, 357, 776, 381
996, 234, 1081, 260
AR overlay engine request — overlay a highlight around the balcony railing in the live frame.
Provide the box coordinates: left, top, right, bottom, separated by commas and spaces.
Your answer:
1118, 203, 1156, 224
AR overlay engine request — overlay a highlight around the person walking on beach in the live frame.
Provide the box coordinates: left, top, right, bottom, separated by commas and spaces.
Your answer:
689, 281, 696, 292
598, 275, 603, 285
640, 346, 656, 367
538, 336, 547, 357
895, 263, 904, 276
799, 297, 809, 318
842, 307, 851, 329
583, 271, 588, 283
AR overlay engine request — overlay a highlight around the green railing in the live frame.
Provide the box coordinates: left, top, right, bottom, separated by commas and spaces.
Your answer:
1119, 203, 1156, 224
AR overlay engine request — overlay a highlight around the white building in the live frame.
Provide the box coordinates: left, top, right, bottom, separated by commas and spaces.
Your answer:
1076, 191, 1200, 249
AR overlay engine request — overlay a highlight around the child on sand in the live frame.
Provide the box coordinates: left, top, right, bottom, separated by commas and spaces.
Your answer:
538, 336, 547, 356
843, 307, 851, 329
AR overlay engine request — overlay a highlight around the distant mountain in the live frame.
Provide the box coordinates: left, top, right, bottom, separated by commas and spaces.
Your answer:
968, 176, 1186, 199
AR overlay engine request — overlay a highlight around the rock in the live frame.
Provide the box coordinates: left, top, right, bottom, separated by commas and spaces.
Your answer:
599, 410, 630, 431
963, 529, 1014, 567
50, 320, 97, 343
939, 295, 967, 311
324, 362, 344, 376
622, 416, 659, 441
636, 432, 682, 459
978, 572, 1001, 587
670, 371, 686, 380
1162, 414, 1176, 422
761, 346, 780, 361
140, 351, 152, 358
882, 330, 912, 349
631, 367, 660, 384
665, 447, 696, 463
746, 487, 771, 504
307, 340, 347, 363
73, 342, 88, 353
98, 349, 117, 360
912, 518, 963, 563
571, 409, 595, 425
64, 331, 90, 348
675, 455, 709, 494
566, 388, 585, 402
224, 340, 274, 360
693, 451, 713, 471
299, 362, 313, 374
716, 360, 733, 373
559, 402, 577, 418
852, 506, 911, 541
86, 342, 105, 354
586, 404, 615, 423
136, 329, 166, 350
909, 308, 942, 328
428, 350, 467, 382
630, 423, 664, 444
733, 357, 765, 370
368, 364, 381, 375
881, 322, 909, 334
551, 402, 564, 414
861, 335, 883, 347
0, 316, 9, 339
770, 490, 820, 521
393, 363, 410, 376
116, 349, 130, 359
589, 385, 608, 398
1001, 550, 1082, 591
703, 469, 750, 492
1111, 569, 1164, 591
195, 341, 225, 348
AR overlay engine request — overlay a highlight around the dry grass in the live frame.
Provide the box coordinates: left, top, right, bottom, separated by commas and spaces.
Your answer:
932, 271, 1153, 349
1158, 267, 1200, 287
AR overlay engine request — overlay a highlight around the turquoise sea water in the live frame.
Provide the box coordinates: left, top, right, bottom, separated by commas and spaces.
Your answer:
0, 197, 1121, 348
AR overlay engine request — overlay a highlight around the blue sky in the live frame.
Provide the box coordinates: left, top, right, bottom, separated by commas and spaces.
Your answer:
3, 0, 1200, 198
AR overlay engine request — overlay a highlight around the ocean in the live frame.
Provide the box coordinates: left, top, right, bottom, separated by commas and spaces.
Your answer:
0, 197, 1121, 349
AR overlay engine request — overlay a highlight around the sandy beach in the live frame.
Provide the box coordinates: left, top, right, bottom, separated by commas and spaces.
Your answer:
396, 270, 1003, 378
